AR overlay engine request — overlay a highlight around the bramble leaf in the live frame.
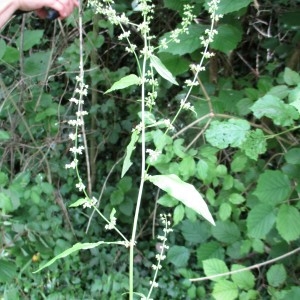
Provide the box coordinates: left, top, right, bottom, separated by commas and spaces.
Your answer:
203, 259, 229, 282
276, 204, 300, 242
105, 74, 140, 93
216, 0, 252, 15
253, 170, 291, 205
267, 264, 287, 287
205, 119, 250, 149
167, 245, 190, 267
212, 280, 239, 300
231, 264, 255, 290
250, 95, 299, 126
148, 174, 215, 225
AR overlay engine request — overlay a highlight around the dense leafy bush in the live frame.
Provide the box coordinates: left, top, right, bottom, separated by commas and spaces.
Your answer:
1, 0, 300, 299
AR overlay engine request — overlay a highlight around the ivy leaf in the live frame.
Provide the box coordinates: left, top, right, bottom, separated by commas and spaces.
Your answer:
240, 129, 267, 160
211, 24, 242, 54
148, 174, 215, 225
105, 74, 140, 93
276, 204, 300, 242
212, 280, 239, 300
253, 170, 291, 205
267, 264, 287, 287
250, 95, 299, 126
33, 241, 125, 273
203, 258, 229, 282
247, 204, 276, 239
121, 130, 139, 177
150, 55, 178, 85
205, 119, 250, 149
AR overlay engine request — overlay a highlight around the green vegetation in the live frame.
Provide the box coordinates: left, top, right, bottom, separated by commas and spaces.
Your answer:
1, 0, 300, 299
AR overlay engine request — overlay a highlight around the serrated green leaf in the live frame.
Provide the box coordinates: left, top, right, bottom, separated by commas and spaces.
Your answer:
121, 130, 139, 177
250, 95, 299, 126
219, 203, 232, 221
216, 0, 252, 14
229, 193, 245, 205
205, 119, 250, 149
105, 74, 140, 93
179, 156, 196, 180
284, 148, 300, 165
212, 279, 239, 300
212, 221, 241, 244
197, 241, 224, 266
254, 170, 291, 205
148, 174, 215, 225
240, 129, 267, 160
203, 259, 229, 282
231, 264, 255, 290
16, 30, 44, 51
150, 55, 178, 85
247, 204, 276, 239
283, 67, 300, 85
267, 264, 287, 287
110, 189, 124, 205
167, 245, 190, 267
211, 24, 242, 54
69, 198, 86, 207
34, 241, 124, 273
276, 204, 300, 242
180, 220, 211, 244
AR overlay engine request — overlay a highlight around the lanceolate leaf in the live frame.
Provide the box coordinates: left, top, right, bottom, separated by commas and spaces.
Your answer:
276, 204, 300, 242
34, 241, 125, 273
105, 74, 140, 93
150, 55, 178, 85
148, 174, 215, 225
121, 130, 140, 177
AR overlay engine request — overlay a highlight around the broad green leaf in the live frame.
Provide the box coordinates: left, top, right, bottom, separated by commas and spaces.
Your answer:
117, 176, 132, 193
34, 241, 125, 273
150, 55, 178, 85
212, 221, 241, 243
0, 130, 10, 141
105, 74, 140, 93
0, 172, 8, 186
284, 148, 300, 165
267, 264, 287, 287
231, 264, 255, 290
211, 24, 242, 54
69, 198, 86, 207
24, 51, 51, 79
197, 241, 225, 266
203, 259, 229, 282
216, 0, 252, 14
0, 193, 13, 213
148, 174, 215, 225
157, 194, 178, 207
229, 193, 245, 205
0, 260, 17, 283
173, 204, 185, 225
253, 170, 291, 205
250, 95, 299, 126
158, 53, 190, 76
110, 189, 124, 205
240, 129, 267, 160
219, 203, 232, 220
205, 119, 250, 149
247, 204, 276, 239
197, 159, 209, 180
212, 279, 239, 300
167, 245, 190, 267
179, 156, 196, 180
2, 46, 19, 63
283, 67, 300, 85
0, 39, 6, 59
16, 30, 44, 51
121, 129, 139, 177
180, 220, 211, 244
159, 24, 206, 56
276, 204, 300, 242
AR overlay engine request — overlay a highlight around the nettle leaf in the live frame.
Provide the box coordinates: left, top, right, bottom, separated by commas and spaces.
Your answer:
247, 204, 276, 239
276, 204, 300, 242
105, 74, 140, 93
211, 24, 242, 54
148, 174, 215, 225
240, 129, 267, 160
159, 24, 206, 56
150, 55, 178, 85
205, 119, 250, 149
34, 241, 125, 273
212, 221, 241, 243
121, 130, 139, 177
212, 280, 239, 300
231, 264, 255, 290
283, 67, 300, 85
250, 95, 299, 126
266, 264, 287, 287
180, 220, 211, 244
203, 259, 229, 282
253, 170, 291, 205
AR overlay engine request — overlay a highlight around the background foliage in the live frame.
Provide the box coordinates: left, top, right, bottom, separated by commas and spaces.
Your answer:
1, 0, 300, 299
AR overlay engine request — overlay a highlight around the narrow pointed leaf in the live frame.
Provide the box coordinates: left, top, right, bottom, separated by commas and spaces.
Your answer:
105, 74, 140, 93
69, 198, 86, 207
148, 174, 215, 225
150, 55, 178, 85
